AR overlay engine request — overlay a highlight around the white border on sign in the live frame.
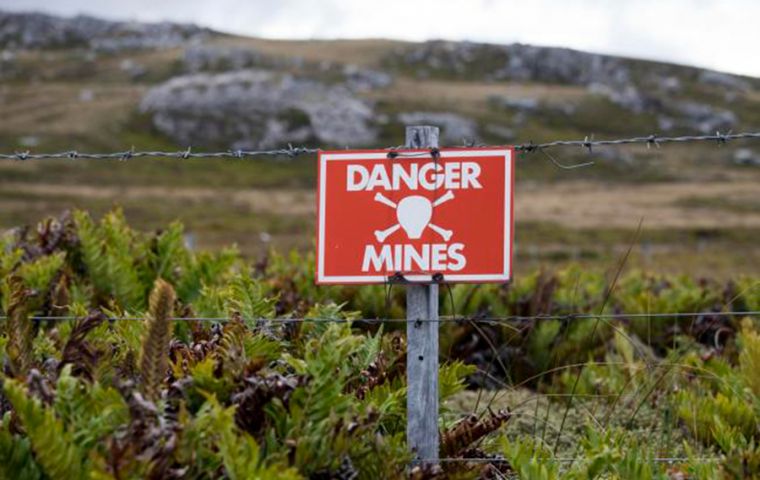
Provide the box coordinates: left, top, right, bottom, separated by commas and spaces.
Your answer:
317, 149, 513, 284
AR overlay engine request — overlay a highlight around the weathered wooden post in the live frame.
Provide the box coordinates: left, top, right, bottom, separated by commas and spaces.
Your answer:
405, 125, 440, 465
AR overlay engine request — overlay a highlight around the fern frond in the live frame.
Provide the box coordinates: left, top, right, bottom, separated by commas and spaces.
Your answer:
228, 274, 276, 323
5, 276, 34, 377
74, 209, 145, 310
203, 396, 301, 480
4, 379, 87, 480
57, 311, 106, 380
53, 365, 129, 452
0, 413, 44, 480
219, 314, 247, 379
139, 279, 176, 400
48, 272, 70, 317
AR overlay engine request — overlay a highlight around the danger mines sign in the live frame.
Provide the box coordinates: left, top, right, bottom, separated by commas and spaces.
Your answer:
316, 148, 514, 284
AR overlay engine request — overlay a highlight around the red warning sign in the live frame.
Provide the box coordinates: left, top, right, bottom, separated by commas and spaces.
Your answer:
316, 148, 514, 284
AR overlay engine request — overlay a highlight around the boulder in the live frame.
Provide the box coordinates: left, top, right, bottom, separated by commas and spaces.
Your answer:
733, 148, 760, 166
140, 69, 377, 148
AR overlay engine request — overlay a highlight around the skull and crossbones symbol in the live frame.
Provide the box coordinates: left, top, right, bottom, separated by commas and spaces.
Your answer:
373, 190, 455, 242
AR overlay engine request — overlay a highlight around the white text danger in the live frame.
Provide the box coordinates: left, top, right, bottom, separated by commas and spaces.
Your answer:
347, 162, 482, 191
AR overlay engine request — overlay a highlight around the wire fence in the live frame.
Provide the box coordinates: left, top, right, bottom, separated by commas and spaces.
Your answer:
1, 131, 760, 161
1, 310, 759, 323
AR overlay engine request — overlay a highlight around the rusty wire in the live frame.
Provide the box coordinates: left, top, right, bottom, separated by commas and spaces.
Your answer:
1, 131, 759, 160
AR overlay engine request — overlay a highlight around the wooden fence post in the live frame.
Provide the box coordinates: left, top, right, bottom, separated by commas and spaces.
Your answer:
405, 125, 440, 465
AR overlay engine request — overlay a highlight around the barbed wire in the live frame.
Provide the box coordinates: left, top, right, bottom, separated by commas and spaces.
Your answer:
1, 131, 759, 161
513, 131, 760, 153
0, 145, 320, 161
433, 456, 718, 464
1, 310, 758, 323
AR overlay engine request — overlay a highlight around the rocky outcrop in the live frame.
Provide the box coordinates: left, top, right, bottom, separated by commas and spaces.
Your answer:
342, 64, 393, 91
657, 100, 738, 134
392, 41, 650, 112
698, 70, 750, 93
0, 10, 206, 51
393, 41, 631, 86
140, 70, 377, 148
183, 45, 264, 72
391, 40, 753, 128
183, 46, 393, 92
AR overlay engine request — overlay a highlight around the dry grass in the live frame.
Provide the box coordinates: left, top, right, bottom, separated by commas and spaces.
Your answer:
516, 180, 760, 229
0, 83, 143, 138
373, 78, 587, 111
210, 36, 405, 66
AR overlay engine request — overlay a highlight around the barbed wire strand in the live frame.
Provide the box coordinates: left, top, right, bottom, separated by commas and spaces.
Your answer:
1, 310, 758, 323
433, 456, 719, 464
1, 131, 759, 160
428, 457, 722, 464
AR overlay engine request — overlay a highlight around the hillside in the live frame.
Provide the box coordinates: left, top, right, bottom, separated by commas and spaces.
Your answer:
0, 10, 759, 276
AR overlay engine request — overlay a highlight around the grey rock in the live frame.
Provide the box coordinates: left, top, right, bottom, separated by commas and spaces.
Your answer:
342, 64, 393, 91
657, 116, 675, 132
140, 69, 377, 148
656, 75, 681, 93
489, 95, 539, 112
183, 44, 262, 72
119, 59, 147, 80
0, 10, 207, 51
396, 41, 631, 87
698, 70, 750, 93
671, 100, 737, 134
587, 82, 648, 113
733, 148, 760, 166
397, 112, 477, 143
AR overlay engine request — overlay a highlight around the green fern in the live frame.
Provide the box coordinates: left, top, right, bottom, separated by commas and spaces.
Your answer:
74, 209, 146, 310
205, 396, 301, 480
739, 317, 760, 398
53, 365, 129, 451
0, 412, 44, 480
4, 379, 88, 480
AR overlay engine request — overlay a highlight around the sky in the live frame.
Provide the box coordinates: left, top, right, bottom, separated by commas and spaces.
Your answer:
3, 0, 759, 77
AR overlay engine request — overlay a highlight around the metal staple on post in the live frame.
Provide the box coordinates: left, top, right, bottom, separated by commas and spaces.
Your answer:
404, 125, 440, 465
